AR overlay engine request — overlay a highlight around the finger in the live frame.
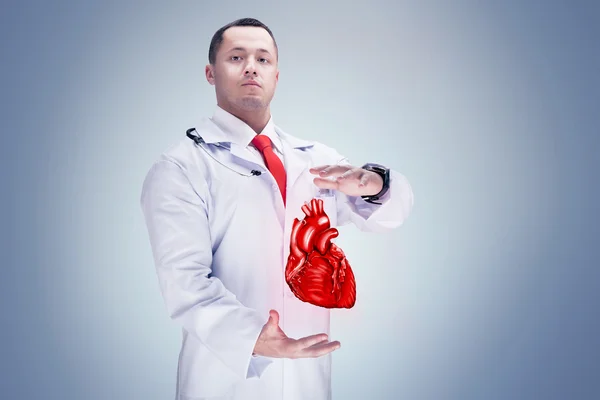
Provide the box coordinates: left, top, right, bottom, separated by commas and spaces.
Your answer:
335, 168, 360, 182
309, 165, 332, 174
301, 340, 341, 358
358, 172, 369, 187
305, 338, 329, 349
313, 177, 339, 189
268, 310, 279, 326
295, 333, 329, 349
305, 339, 340, 351
315, 165, 350, 177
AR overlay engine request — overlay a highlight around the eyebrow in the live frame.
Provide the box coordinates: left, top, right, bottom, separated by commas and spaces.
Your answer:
227, 47, 272, 55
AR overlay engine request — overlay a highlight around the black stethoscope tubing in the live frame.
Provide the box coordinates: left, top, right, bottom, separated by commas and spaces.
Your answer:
186, 128, 262, 177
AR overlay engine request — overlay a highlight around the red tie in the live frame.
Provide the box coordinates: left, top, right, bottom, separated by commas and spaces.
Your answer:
251, 134, 287, 205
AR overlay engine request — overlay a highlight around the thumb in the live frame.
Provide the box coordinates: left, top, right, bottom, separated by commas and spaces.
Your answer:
268, 309, 280, 326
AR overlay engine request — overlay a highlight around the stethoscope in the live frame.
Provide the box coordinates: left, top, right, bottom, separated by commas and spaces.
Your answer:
186, 127, 263, 177
186, 128, 335, 200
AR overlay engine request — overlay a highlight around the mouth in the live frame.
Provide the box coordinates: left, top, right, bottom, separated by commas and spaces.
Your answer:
242, 81, 261, 87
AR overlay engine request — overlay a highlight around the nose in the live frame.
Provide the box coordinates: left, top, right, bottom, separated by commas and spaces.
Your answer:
244, 58, 258, 76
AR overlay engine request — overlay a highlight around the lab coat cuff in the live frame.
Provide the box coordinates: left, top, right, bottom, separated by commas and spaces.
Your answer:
246, 354, 274, 379
243, 314, 274, 379
341, 169, 413, 233
354, 184, 392, 208
208, 309, 271, 381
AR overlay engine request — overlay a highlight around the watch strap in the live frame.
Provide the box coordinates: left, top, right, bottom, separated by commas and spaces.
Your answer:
360, 163, 390, 205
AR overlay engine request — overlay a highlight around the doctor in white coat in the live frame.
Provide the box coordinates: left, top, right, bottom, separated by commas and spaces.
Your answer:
140, 18, 414, 400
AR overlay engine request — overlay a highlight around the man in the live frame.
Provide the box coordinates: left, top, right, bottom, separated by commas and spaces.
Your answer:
140, 18, 414, 400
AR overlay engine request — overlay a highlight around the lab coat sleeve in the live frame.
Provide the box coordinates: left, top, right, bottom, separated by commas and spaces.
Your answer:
333, 154, 414, 233
140, 159, 273, 381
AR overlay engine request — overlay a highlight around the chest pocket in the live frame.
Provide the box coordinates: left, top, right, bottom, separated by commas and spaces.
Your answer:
315, 188, 338, 227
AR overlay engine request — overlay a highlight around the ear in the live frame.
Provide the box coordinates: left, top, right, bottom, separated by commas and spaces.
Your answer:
276, 69, 279, 83
205, 64, 215, 85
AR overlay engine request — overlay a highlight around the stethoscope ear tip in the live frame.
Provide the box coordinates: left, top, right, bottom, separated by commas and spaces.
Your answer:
186, 127, 206, 145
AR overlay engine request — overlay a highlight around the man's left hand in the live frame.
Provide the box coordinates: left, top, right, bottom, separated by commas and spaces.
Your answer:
309, 165, 383, 197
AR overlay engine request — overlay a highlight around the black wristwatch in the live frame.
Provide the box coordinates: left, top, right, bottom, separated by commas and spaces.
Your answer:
360, 163, 390, 205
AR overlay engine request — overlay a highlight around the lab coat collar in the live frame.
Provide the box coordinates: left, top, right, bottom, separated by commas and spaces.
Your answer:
191, 108, 317, 192
194, 106, 315, 150
275, 126, 316, 149
210, 105, 283, 153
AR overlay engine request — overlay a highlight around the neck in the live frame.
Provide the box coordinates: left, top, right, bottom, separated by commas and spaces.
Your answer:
218, 102, 271, 134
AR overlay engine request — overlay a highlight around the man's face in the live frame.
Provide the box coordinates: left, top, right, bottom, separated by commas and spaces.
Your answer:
206, 26, 279, 112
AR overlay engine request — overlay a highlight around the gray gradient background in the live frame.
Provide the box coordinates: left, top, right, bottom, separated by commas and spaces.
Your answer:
2, 1, 599, 399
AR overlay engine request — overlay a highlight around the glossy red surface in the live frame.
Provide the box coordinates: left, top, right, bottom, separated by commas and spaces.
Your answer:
286, 198, 356, 308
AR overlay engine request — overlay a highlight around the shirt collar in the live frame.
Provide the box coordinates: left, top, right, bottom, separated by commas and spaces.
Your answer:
210, 105, 283, 153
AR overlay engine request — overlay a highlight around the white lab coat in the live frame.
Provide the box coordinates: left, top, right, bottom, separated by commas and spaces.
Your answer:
140, 116, 414, 400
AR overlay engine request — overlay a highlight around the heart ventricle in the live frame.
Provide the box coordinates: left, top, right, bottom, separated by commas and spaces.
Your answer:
286, 198, 356, 309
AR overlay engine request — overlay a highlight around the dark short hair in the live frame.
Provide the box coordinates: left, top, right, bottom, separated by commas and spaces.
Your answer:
208, 18, 278, 65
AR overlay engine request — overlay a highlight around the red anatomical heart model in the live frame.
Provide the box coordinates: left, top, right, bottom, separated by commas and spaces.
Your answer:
286, 198, 356, 308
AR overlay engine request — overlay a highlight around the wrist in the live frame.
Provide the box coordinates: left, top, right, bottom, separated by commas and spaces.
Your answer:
253, 332, 267, 357
360, 163, 390, 204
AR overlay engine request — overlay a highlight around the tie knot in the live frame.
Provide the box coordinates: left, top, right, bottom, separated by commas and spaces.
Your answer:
251, 134, 272, 153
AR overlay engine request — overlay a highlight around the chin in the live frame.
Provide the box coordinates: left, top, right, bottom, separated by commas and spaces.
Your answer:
237, 97, 266, 110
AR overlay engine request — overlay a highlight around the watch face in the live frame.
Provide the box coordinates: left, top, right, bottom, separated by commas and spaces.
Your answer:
362, 163, 387, 172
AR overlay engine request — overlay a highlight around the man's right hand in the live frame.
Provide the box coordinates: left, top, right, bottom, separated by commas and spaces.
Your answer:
252, 310, 341, 359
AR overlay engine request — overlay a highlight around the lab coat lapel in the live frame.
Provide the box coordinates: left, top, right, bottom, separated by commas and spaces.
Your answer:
194, 117, 266, 172
194, 117, 316, 187
228, 142, 265, 171
282, 142, 309, 193
276, 126, 315, 193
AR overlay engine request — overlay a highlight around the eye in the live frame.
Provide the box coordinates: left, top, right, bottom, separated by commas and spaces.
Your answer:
230, 56, 241, 61
258, 58, 270, 64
